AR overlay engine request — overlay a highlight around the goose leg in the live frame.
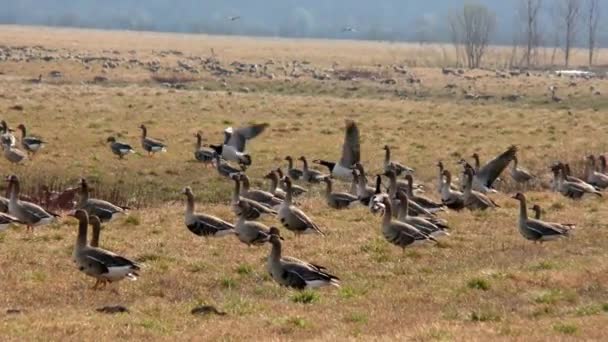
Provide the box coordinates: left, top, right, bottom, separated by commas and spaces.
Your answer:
92, 279, 100, 290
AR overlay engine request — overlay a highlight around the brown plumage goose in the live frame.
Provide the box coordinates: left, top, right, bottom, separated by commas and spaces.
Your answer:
510, 156, 533, 183
275, 168, 307, 197
321, 177, 358, 209
76, 178, 128, 222
182, 186, 235, 237
194, 132, 216, 166
278, 177, 324, 237
531, 204, 542, 219
462, 165, 499, 210
299, 156, 326, 183
440, 170, 465, 211
234, 201, 272, 246
230, 174, 277, 220
263, 170, 287, 200
404, 174, 445, 212
512, 193, 574, 243
284, 156, 303, 180
139, 124, 167, 156
585, 155, 608, 189
469, 145, 518, 193
354, 163, 375, 206
239, 174, 282, 208
555, 164, 601, 199
383, 145, 414, 176
16, 124, 44, 155
2, 139, 27, 164
396, 191, 449, 238
7, 175, 58, 231
379, 196, 436, 250
384, 170, 435, 217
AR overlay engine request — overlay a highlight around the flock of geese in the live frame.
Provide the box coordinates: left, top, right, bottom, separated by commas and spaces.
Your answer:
1, 118, 603, 292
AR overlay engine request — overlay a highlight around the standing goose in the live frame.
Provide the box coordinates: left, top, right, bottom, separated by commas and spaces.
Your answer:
531, 204, 542, 219
384, 170, 434, 217
234, 201, 272, 246
383, 145, 414, 176
404, 174, 445, 212
239, 174, 283, 208
354, 163, 374, 205
440, 170, 465, 211
266, 227, 339, 289
555, 164, 601, 199
462, 166, 499, 210
512, 193, 574, 243
220, 123, 269, 168
194, 132, 216, 166
278, 177, 324, 237
16, 124, 44, 155
264, 170, 287, 200
106, 137, 135, 159
285, 156, 303, 180
139, 124, 167, 156
7, 175, 58, 231
469, 145, 518, 193
379, 196, 436, 250
510, 156, 534, 184
183, 186, 235, 237
2, 139, 27, 164
275, 168, 308, 197
396, 191, 449, 238
230, 174, 277, 220
312, 119, 360, 181
70, 210, 140, 289
76, 178, 127, 222
299, 156, 327, 183
321, 177, 358, 209
0, 120, 16, 147
214, 154, 242, 178
585, 155, 608, 189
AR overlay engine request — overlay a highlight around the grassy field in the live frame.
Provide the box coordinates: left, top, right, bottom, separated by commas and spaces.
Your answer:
1, 26, 608, 341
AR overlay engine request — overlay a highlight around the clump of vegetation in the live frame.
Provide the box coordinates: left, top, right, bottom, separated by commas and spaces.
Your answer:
553, 323, 578, 335
291, 290, 319, 304
467, 278, 490, 291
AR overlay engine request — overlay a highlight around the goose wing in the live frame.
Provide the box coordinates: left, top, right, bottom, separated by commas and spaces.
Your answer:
526, 219, 570, 237
290, 206, 324, 234
227, 123, 269, 152
281, 260, 338, 288
477, 145, 517, 188
86, 248, 140, 270
339, 120, 360, 168
188, 214, 235, 236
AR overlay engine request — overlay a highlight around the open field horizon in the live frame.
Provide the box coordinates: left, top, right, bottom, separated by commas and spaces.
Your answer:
1, 26, 608, 341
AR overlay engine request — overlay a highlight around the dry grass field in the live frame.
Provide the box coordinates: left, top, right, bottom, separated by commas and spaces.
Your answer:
1, 26, 608, 341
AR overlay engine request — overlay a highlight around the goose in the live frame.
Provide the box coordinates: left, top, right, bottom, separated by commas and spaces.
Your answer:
383, 145, 414, 176
278, 177, 324, 237
7, 175, 58, 231
384, 170, 434, 217
230, 174, 277, 220
312, 119, 360, 181
139, 124, 167, 156
512, 193, 574, 243
440, 170, 465, 211
182, 186, 235, 237
369, 175, 387, 215
531, 204, 542, 219
462, 166, 499, 210
354, 163, 374, 205
436, 161, 445, 194
266, 227, 339, 289
70, 210, 140, 289
404, 174, 445, 212
106, 137, 135, 159
284, 156, 303, 180
299, 156, 326, 183
510, 156, 534, 184
234, 200, 272, 246
321, 177, 358, 209
263, 170, 287, 200
559, 163, 590, 185
555, 164, 601, 199
349, 170, 358, 196
275, 168, 308, 197
220, 123, 269, 168
16, 124, 44, 155
468, 145, 518, 193
239, 174, 282, 208
585, 155, 608, 189
396, 191, 449, 238
214, 154, 242, 178
194, 132, 216, 166
76, 178, 127, 222
2, 140, 27, 164
378, 196, 436, 250
0, 120, 16, 147
598, 155, 607, 174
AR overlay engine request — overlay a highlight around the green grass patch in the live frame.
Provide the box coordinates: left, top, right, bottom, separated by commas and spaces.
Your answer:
467, 278, 490, 291
291, 290, 319, 304
220, 277, 237, 289
553, 323, 577, 335
236, 264, 254, 276
469, 310, 501, 322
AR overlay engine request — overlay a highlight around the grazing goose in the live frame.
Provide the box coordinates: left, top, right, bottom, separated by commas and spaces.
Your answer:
106, 137, 135, 159
16, 124, 44, 155
512, 193, 574, 243
469, 145, 518, 193
299, 156, 326, 183
2, 140, 27, 164
510, 156, 534, 184
139, 124, 167, 156
70, 210, 140, 289
531, 204, 542, 219
585, 155, 608, 189
278, 177, 324, 237
462, 166, 499, 210
555, 164, 601, 199
384, 170, 434, 217
7, 175, 58, 231
396, 191, 449, 238
220, 123, 269, 168
234, 201, 272, 246
183, 186, 235, 237
264, 170, 287, 200
230, 174, 277, 220
194, 132, 216, 166
285, 156, 303, 180
321, 177, 358, 209
383, 145, 414, 176
312, 119, 360, 181
266, 227, 339, 289
404, 174, 445, 212
239, 174, 282, 208
379, 196, 436, 250
440, 170, 465, 211
354, 163, 374, 205
76, 178, 127, 222
214, 154, 242, 178
0, 120, 16, 147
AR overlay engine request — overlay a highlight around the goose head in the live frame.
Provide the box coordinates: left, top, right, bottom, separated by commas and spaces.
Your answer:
511, 192, 526, 201
182, 186, 193, 196
268, 226, 284, 241
106, 136, 116, 143
68, 209, 89, 222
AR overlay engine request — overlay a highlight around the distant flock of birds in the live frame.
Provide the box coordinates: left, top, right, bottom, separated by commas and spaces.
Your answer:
2, 117, 605, 292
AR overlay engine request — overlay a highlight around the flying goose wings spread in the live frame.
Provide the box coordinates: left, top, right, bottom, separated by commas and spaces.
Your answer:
226, 123, 269, 152
477, 145, 517, 187
339, 120, 360, 168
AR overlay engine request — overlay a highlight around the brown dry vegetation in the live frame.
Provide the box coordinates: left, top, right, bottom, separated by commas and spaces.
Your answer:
1, 26, 608, 341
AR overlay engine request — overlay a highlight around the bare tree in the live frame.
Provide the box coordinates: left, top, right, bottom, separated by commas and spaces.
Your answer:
558, 0, 581, 67
586, 0, 600, 66
447, 12, 463, 67
449, 4, 496, 69
519, 0, 543, 68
